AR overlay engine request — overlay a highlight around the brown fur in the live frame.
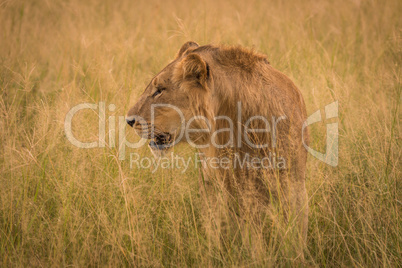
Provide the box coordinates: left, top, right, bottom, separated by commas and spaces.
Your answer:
127, 41, 309, 249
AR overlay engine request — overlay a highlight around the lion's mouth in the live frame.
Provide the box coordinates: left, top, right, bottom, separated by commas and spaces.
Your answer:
148, 133, 173, 151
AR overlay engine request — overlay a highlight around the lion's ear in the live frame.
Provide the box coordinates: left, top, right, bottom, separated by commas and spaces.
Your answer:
179, 53, 209, 87
176, 41, 199, 58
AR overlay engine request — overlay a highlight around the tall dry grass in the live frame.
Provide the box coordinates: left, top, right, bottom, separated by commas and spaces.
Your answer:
0, 0, 400, 266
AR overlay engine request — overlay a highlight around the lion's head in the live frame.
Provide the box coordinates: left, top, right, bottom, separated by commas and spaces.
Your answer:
126, 41, 213, 155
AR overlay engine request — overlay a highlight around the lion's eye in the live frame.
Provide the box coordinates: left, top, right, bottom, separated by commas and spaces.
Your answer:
152, 87, 165, 98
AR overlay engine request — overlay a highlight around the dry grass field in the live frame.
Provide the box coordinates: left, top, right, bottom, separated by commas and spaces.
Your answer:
0, 0, 401, 266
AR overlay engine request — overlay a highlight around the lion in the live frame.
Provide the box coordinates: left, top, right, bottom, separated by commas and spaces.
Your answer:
126, 41, 309, 253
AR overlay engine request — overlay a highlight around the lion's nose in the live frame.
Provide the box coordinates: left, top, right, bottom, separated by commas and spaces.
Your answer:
126, 116, 136, 127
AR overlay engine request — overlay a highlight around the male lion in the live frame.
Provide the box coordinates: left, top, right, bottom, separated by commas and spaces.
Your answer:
126, 41, 309, 252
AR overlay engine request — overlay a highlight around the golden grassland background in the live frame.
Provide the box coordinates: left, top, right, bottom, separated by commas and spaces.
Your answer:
0, 0, 400, 266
